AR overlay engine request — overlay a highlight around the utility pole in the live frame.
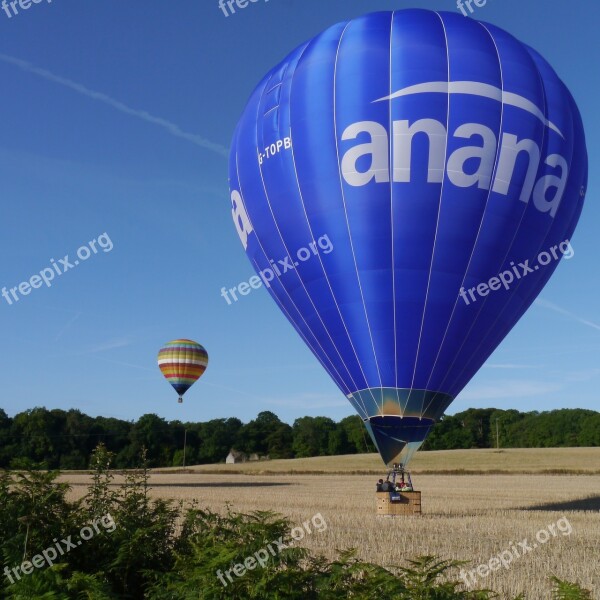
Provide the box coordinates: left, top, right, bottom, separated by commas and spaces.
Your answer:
495, 419, 500, 449
183, 429, 187, 469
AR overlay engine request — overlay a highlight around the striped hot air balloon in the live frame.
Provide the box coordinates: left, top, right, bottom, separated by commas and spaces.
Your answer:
157, 339, 208, 403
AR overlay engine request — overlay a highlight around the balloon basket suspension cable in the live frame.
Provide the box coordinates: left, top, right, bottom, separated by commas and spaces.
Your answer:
388, 463, 415, 491
375, 463, 421, 516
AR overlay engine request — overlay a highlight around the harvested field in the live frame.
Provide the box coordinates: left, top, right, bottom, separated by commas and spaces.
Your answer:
60, 449, 600, 598
149, 447, 600, 475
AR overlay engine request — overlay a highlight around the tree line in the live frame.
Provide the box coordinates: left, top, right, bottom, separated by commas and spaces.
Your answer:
0, 406, 598, 470
425, 407, 600, 450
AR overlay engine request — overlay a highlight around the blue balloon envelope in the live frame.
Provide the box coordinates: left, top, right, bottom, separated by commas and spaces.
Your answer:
228, 10, 587, 466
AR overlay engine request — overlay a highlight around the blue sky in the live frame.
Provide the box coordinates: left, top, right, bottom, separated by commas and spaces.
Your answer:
0, 0, 597, 425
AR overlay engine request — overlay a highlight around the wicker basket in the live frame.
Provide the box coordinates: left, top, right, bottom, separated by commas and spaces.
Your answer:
376, 491, 422, 516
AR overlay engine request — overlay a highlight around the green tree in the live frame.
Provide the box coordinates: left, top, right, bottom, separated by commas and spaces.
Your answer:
196, 417, 243, 463
57, 409, 98, 469
127, 414, 173, 467
238, 411, 282, 455
266, 423, 294, 458
9, 407, 63, 468
327, 426, 350, 455
292, 416, 337, 457
339, 415, 376, 454
0, 408, 13, 467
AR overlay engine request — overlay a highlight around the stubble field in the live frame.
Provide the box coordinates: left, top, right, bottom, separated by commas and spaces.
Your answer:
61, 449, 600, 599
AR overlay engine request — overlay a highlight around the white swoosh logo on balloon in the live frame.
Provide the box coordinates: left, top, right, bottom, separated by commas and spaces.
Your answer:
374, 81, 564, 139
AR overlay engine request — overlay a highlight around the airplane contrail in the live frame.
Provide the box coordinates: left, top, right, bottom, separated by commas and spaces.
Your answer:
0, 53, 228, 157
535, 298, 600, 332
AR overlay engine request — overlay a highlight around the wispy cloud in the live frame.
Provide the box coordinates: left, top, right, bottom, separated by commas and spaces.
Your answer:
54, 311, 82, 342
227, 363, 321, 376
202, 381, 262, 400
459, 380, 563, 401
84, 336, 134, 353
564, 368, 600, 383
92, 355, 154, 372
0, 53, 228, 157
535, 298, 600, 332
483, 363, 541, 370
264, 392, 348, 410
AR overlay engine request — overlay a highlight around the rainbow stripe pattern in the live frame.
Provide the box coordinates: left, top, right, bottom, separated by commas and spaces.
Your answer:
157, 339, 208, 400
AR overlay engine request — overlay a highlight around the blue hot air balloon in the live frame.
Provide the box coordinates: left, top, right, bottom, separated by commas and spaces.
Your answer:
228, 10, 587, 468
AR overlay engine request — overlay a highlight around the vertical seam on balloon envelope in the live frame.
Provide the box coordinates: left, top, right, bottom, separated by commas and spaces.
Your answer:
448, 45, 551, 398
470, 51, 578, 352
426, 21, 526, 397
268, 49, 372, 407
242, 175, 352, 405
279, 22, 380, 419
446, 46, 579, 394
183, 344, 192, 390
248, 45, 372, 416
233, 77, 353, 405
255, 94, 362, 403
433, 24, 551, 396
409, 11, 452, 419
333, 17, 385, 400
175, 343, 186, 393
421, 18, 508, 416
389, 11, 402, 416
283, 25, 375, 419
178, 344, 186, 386
179, 345, 185, 389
